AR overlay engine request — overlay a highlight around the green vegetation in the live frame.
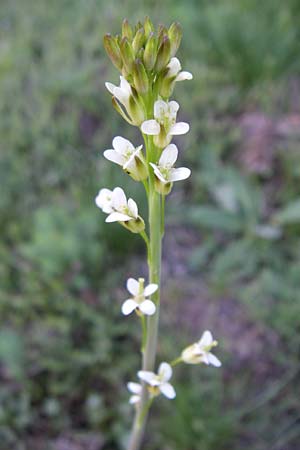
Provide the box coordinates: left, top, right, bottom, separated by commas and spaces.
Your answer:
1, 0, 300, 449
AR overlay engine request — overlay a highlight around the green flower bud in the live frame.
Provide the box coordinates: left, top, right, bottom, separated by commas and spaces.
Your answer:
133, 59, 149, 94
155, 35, 171, 72
154, 176, 172, 195
168, 22, 182, 57
122, 216, 145, 233
120, 37, 135, 75
132, 27, 145, 55
144, 16, 154, 38
128, 94, 146, 126
103, 34, 123, 71
122, 18, 133, 41
159, 69, 175, 98
143, 32, 157, 71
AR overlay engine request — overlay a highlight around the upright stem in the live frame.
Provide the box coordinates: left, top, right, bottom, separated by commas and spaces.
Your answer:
127, 149, 163, 450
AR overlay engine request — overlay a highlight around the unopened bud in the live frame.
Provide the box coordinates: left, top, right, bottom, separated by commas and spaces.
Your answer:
103, 34, 123, 71
143, 32, 157, 71
168, 22, 182, 57
133, 59, 149, 94
120, 37, 135, 75
128, 94, 146, 126
143, 16, 154, 38
132, 27, 145, 54
155, 35, 171, 72
122, 18, 133, 41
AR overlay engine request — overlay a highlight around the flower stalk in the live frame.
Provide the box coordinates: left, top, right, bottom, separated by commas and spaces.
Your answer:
95, 16, 222, 450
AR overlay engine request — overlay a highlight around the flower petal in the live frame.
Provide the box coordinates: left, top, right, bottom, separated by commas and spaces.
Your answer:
138, 370, 156, 384
208, 353, 222, 367
103, 150, 125, 166
112, 187, 127, 210
106, 212, 132, 222
169, 101, 180, 114
144, 283, 158, 297
114, 87, 129, 107
121, 299, 138, 315
198, 330, 213, 348
95, 188, 113, 213
127, 278, 139, 296
169, 122, 190, 135
127, 382, 142, 394
129, 395, 140, 404
159, 144, 178, 167
158, 362, 172, 381
154, 100, 168, 120
150, 164, 168, 183
160, 382, 176, 399
139, 300, 156, 316
113, 136, 135, 154
176, 71, 193, 81
169, 167, 191, 182
105, 81, 116, 95
141, 120, 160, 135
167, 57, 181, 77
120, 76, 132, 94
127, 198, 138, 218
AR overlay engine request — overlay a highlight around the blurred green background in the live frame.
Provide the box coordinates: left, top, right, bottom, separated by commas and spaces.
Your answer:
1, 0, 300, 449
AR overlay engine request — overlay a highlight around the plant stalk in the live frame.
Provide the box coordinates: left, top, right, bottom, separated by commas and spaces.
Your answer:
127, 149, 163, 450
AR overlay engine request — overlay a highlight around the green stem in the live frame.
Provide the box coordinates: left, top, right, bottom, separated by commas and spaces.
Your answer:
127, 140, 163, 450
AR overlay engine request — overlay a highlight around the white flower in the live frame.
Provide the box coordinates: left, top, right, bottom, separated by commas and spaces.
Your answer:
95, 187, 144, 233
105, 76, 145, 126
166, 57, 193, 82
103, 136, 148, 181
127, 382, 142, 405
141, 100, 189, 148
122, 277, 157, 316
95, 187, 137, 222
138, 362, 176, 399
150, 143, 191, 194
106, 76, 132, 113
181, 330, 221, 367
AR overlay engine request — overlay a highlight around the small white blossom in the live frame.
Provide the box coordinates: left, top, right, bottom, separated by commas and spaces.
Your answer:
106, 76, 132, 113
141, 100, 189, 148
105, 76, 145, 126
95, 187, 137, 222
138, 362, 176, 399
166, 57, 193, 82
103, 136, 147, 181
150, 144, 191, 194
181, 330, 221, 367
127, 382, 142, 405
122, 277, 157, 316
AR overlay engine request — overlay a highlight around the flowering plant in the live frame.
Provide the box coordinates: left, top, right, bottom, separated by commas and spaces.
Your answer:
97, 17, 222, 450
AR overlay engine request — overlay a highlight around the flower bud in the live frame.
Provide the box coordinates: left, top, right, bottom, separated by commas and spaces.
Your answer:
155, 35, 171, 72
154, 176, 172, 195
143, 16, 154, 38
128, 94, 146, 126
133, 59, 149, 94
120, 37, 135, 75
103, 34, 123, 71
122, 216, 145, 233
159, 72, 175, 98
111, 97, 134, 125
122, 18, 133, 41
168, 22, 182, 57
132, 27, 145, 55
143, 32, 157, 71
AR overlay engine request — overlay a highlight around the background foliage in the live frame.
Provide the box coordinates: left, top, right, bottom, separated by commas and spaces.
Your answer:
1, 0, 300, 449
